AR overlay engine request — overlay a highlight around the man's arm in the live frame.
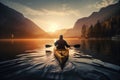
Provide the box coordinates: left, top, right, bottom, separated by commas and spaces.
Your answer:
65, 41, 70, 48
54, 41, 58, 46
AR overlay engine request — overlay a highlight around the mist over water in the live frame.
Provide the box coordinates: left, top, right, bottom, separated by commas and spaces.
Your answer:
0, 39, 120, 80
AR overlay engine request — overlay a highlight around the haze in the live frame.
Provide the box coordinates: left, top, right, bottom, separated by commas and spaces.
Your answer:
0, 0, 118, 32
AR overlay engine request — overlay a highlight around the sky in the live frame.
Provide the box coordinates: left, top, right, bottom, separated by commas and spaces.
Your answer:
0, 0, 118, 32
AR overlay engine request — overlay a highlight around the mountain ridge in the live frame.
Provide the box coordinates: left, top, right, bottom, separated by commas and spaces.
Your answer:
64, 1, 120, 37
0, 2, 49, 38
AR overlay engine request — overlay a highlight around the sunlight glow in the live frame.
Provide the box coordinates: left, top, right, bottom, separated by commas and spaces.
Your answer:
48, 23, 59, 32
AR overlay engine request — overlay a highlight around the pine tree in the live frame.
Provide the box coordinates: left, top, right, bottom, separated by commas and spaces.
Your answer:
93, 20, 102, 37
87, 25, 93, 37
81, 24, 87, 38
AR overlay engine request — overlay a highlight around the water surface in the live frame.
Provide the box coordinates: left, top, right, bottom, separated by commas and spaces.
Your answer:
0, 39, 120, 80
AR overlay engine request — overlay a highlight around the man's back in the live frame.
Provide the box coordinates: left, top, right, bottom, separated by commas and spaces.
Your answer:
55, 39, 69, 49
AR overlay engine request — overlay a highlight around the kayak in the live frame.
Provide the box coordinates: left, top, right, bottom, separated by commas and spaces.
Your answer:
54, 48, 69, 69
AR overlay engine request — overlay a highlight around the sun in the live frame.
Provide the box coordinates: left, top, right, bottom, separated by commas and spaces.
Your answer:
49, 23, 59, 32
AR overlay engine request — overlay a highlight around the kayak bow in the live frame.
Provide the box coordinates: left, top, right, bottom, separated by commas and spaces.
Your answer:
54, 48, 69, 69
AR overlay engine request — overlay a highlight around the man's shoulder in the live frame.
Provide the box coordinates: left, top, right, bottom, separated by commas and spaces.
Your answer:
57, 39, 66, 42
55, 40, 59, 43
63, 39, 67, 42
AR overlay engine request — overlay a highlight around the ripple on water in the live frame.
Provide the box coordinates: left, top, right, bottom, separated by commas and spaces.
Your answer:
0, 49, 120, 80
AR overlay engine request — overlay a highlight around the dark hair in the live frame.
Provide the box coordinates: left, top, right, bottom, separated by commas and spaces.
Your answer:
59, 35, 63, 40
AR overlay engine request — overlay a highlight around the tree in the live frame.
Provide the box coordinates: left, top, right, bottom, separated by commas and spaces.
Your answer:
93, 20, 102, 37
87, 25, 93, 37
81, 24, 87, 38
87, 16, 120, 38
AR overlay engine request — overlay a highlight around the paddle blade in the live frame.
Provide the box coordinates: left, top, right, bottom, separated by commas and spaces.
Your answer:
73, 44, 80, 48
45, 44, 52, 48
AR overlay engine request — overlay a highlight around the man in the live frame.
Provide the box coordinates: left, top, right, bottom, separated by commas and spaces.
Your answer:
54, 35, 70, 49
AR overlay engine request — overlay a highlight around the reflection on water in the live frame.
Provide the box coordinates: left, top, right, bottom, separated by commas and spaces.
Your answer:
80, 39, 120, 65
0, 39, 120, 80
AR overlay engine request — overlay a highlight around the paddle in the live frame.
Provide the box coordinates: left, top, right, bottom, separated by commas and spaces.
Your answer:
73, 44, 80, 48
45, 44, 80, 48
45, 44, 52, 48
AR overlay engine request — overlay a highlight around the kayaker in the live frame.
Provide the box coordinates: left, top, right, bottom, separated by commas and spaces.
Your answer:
54, 35, 70, 49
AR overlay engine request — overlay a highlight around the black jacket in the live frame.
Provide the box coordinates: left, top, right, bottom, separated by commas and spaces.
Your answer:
54, 39, 70, 49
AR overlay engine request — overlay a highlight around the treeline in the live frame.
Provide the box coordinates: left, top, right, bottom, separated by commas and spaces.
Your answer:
81, 16, 120, 38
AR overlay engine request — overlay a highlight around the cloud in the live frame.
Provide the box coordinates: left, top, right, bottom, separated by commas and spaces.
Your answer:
4, 1, 80, 17
88, 0, 118, 9
25, 4, 80, 17
41, 8, 80, 17
1, 1, 81, 32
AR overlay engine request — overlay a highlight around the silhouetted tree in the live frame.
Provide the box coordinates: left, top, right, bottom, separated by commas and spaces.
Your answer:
86, 16, 120, 38
81, 24, 87, 38
87, 25, 93, 37
93, 20, 103, 37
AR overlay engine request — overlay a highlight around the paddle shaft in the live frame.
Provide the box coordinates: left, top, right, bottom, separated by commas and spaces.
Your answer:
45, 44, 80, 48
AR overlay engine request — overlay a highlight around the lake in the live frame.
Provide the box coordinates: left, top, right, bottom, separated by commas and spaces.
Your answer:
0, 38, 120, 80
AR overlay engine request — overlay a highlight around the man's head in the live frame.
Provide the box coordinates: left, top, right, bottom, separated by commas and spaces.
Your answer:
59, 35, 63, 40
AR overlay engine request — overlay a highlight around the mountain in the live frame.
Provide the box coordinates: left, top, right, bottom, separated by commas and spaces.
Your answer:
0, 2, 48, 38
64, 1, 120, 37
